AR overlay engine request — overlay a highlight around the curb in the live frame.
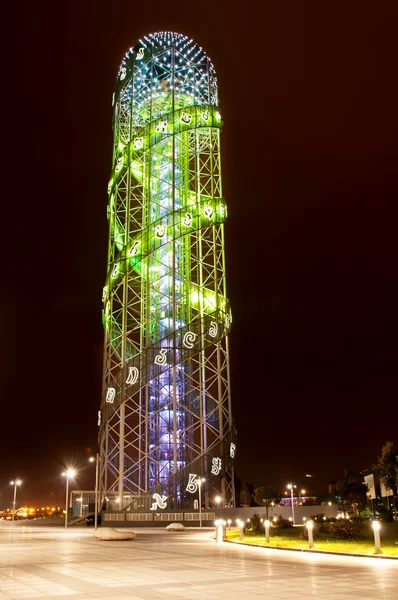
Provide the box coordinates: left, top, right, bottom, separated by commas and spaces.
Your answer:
223, 539, 398, 561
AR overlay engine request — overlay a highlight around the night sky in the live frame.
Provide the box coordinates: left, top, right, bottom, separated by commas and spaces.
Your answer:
2, 1, 398, 507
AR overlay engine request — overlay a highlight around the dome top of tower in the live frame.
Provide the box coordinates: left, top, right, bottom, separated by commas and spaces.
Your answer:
120, 31, 215, 74
116, 32, 218, 111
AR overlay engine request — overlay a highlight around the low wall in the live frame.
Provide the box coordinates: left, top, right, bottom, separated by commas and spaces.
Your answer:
215, 505, 338, 523
100, 504, 337, 527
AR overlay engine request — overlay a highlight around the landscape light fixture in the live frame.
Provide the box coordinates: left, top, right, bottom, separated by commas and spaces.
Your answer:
62, 469, 76, 530
10, 479, 22, 524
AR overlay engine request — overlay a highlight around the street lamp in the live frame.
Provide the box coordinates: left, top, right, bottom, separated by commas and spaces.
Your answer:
62, 469, 76, 530
10, 480, 22, 524
287, 483, 296, 524
198, 478, 205, 528
89, 454, 100, 530
299, 489, 306, 505
214, 495, 222, 508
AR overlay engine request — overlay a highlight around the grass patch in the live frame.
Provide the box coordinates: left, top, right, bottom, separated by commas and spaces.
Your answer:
226, 523, 398, 556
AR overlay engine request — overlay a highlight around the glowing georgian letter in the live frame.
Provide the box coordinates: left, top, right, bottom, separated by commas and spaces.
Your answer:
150, 493, 168, 510
133, 137, 143, 149
211, 457, 222, 476
209, 321, 218, 338
126, 366, 139, 385
183, 331, 197, 349
154, 348, 167, 365
136, 47, 144, 59
129, 240, 140, 256
155, 224, 165, 238
106, 388, 116, 404
98, 411, 102, 426
156, 121, 167, 133
115, 157, 123, 172
181, 111, 192, 124
120, 67, 126, 80
182, 212, 193, 227
111, 264, 119, 278
186, 473, 198, 493
230, 443, 236, 458
204, 205, 214, 219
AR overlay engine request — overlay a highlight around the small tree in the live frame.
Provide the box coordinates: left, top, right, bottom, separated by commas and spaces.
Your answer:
375, 441, 398, 497
253, 486, 281, 519
336, 471, 368, 523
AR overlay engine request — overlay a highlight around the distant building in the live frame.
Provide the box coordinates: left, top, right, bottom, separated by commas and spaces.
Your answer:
70, 491, 96, 518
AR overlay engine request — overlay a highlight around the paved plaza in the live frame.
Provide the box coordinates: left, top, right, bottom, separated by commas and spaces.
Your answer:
0, 524, 397, 599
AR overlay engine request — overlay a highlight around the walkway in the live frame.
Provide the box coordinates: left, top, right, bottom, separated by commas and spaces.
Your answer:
0, 525, 396, 599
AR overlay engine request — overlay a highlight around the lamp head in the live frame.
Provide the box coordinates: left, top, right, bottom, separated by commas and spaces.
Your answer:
62, 468, 76, 479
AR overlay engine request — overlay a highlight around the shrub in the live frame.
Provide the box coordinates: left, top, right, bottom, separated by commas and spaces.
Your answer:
327, 521, 360, 538
310, 513, 338, 532
244, 513, 264, 535
272, 514, 293, 529
310, 513, 325, 522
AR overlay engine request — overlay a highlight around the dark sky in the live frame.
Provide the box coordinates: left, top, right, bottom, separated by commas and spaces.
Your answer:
2, 1, 398, 506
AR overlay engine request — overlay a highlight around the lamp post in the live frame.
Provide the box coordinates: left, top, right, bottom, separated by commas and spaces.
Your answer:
10, 480, 22, 524
89, 454, 100, 530
299, 489, 306, 505
198, 478, 205, 528
372, 520, 381, 554
287, 483, 296, 524
214, 495, 221, 508
62, 469, 76, 530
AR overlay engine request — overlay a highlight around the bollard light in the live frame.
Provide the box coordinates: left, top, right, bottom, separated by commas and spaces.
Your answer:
306, 520, 314, 548
237, 519, 244, 540
215, 520, 223, 544
372, 520, 381, 554
264, 519, 271, 543
222, 520, 227, 538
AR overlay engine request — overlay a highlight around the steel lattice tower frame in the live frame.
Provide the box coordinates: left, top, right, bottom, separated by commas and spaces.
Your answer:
99, 32, 235, 513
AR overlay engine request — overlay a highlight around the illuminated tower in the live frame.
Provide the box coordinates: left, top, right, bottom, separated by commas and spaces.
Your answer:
100, 32, 235, 516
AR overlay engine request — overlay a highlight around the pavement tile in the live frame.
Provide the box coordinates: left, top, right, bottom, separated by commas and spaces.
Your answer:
0, 525, 397, 600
